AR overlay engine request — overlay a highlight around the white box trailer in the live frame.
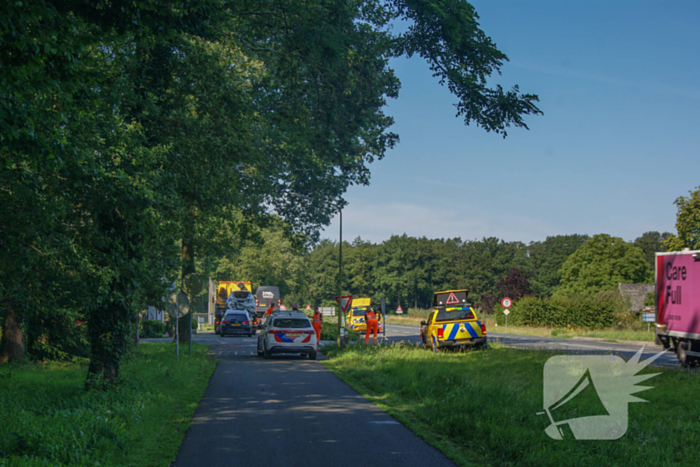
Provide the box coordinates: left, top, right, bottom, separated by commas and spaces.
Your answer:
655, 249, 700, 366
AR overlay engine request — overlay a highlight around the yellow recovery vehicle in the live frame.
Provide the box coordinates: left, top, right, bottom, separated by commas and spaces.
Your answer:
420, 289, 487, 351
347, 297, 383, 333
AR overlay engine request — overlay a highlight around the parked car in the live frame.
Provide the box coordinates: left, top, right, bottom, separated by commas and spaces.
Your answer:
420, 289, 487, 351
257, 312, 317, 360
220, 310, 255, 337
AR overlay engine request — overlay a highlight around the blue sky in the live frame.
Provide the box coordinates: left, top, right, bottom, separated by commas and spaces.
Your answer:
320, 0, 700, 245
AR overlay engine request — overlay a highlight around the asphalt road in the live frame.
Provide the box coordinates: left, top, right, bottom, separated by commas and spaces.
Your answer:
171, 331, 457, 467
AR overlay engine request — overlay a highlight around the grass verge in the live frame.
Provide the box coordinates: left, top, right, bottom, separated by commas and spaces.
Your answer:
0, 342, 215, 467
322, 343, 699, 467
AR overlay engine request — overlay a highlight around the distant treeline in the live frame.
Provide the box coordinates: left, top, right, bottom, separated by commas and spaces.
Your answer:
203, 227, 670, 312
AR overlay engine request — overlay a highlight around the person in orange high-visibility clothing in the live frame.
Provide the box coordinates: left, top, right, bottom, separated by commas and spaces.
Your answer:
312, 307, 323, 342
364, 308, 379, 345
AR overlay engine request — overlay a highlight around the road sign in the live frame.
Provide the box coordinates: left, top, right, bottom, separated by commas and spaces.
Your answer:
166, 293, 190, 318
503, 309, 510, 315
334, 295, 353, 313
446, 293, 459, 305
501, 297, 513, 309
280, 304, 287, 311
396, 304, 404, 314
642, 313, 656, 323
305, 304, 312, 311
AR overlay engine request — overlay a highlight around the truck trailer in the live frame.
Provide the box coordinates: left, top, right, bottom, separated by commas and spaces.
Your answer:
655, 249, 700, 366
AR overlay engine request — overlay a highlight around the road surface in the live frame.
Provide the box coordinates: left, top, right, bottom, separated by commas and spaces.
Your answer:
170, 331, 457, 467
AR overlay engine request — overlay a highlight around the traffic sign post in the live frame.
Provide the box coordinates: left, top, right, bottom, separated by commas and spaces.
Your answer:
501, 297, 513, 330
381, 299, 386, 339
335, 295, 353, 347
167, 292, 190, 358
642, 306, 656, 332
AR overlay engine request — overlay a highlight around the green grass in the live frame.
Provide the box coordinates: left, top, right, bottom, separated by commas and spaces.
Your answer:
320, 322, 362, 342
322, 343, 699, 467
0, 342, 215, 467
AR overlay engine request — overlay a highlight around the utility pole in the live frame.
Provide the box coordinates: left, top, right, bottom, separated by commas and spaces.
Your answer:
338, 207, 344, 348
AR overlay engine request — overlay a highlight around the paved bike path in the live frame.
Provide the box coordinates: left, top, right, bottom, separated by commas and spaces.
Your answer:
173, 347, 456, 467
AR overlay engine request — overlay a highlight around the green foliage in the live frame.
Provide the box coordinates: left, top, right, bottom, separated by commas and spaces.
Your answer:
139, 320, 165, 339
495, 293, 625, 329
0, 343, 215, 466
634, 231, 672, 268
644, 291, 656, 307
556, 234, 651, 297
528, 234, 589, 296
320, 322, 361, 342
663, 186, 700, 251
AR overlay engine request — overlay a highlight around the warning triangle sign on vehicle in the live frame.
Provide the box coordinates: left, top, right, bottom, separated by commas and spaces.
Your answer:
334, 295, 353, 313
446, 293, 460, 305
305, 304, 312, 311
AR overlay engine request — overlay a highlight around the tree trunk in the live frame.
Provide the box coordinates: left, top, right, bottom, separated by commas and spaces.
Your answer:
85, 298, 130, 389
0, 299, 25, 363
179, 233, 195, 344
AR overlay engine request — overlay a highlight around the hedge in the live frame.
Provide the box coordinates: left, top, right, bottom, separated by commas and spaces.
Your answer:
495, 292, 626, 329
139, 319, 165, 338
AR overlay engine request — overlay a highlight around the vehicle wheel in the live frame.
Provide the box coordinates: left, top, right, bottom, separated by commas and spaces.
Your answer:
431, 340, 440, 354
247, 333, 252, 337
308, 351, 317, 360
220, 332, 225, 338
677, 340, 690, 367
263, 344, 271, 360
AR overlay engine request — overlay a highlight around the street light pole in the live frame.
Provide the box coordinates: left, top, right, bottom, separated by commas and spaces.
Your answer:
338, 206, 344, 348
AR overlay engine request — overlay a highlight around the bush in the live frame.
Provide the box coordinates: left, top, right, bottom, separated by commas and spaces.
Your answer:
139, 320, 165, 338
320, 322, 361, 342
495, 292, 625, 329
406, 308, 432, 318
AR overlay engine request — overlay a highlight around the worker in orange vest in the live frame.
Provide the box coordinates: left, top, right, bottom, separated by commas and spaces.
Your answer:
364, 307, 379, 345
312, 307, 323, 342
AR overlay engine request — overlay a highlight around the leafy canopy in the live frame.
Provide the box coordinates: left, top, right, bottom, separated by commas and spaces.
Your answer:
663, 186, 700, 251
556, 234, 651, 297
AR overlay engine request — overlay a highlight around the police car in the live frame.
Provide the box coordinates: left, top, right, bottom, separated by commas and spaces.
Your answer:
420, 290, 487, 351
257, 311, 317, 360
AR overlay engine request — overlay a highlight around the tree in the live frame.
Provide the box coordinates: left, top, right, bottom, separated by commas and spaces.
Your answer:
528, 234, 589, 296
634, 231, 672, 268
2, 0, 542, 383
663, 186, 700, 251
556, 234, 651, 297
